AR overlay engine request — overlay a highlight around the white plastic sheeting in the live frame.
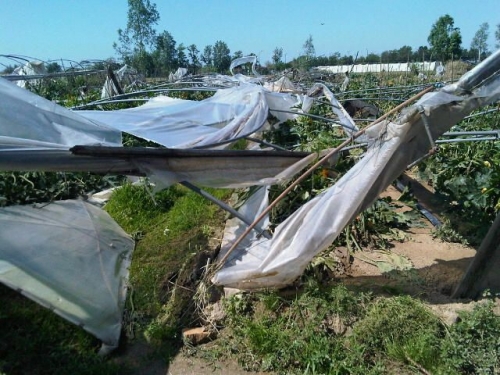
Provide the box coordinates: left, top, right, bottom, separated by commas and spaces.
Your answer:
230, 55, 260, 76
0, 75, 315, 188
212, 50, 500, 289
101, 65, 143, 99
79, 83, 270, 149
0, 76, 121, 150
168, 67, 189, 82
317, 61, 441, 74
0, 76, 132, 174
12, 60, 47, 88
263, 76, 297, 93
0, 200, 134, 353
2, 49, 499, 349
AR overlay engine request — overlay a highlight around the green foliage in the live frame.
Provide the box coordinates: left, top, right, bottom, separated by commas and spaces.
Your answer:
431, 218, 469, 245
187, 44, 201, 74
114, 0, 160, 68
440, 300, 500, 374
104, 182, 184, 233
27, 75, 101, 105
428, 14, 463, 61
337, 196, 423, 250
216, 284, 378, 374
202, 285, 500, 374
46, 62, 62, 73
351, 296, 445, 371
105, 183, 229, 326
200, 45, 213, 67
216, 290, 500, 374
152, 30, 177, 75
471, 22, 490, 61
212, 40, 231, 73
301, 35, 316, 70
0, 171, 122, 207
418, 107, 500, 243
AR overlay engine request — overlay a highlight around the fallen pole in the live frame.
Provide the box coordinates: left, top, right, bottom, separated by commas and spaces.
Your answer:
179, 181, 272, 239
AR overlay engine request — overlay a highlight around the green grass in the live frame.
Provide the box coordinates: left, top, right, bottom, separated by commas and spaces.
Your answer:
195, 284, 500, 374
105, 183, 229, 319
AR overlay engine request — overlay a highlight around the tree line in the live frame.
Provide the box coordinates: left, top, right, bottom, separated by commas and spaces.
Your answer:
112, 1, 500, 77
2, 0, 498, 76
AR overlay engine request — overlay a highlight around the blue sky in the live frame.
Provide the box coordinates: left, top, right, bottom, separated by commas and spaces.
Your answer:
1, 0, 499, 68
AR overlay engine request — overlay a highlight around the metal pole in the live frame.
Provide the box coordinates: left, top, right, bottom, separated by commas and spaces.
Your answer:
179, 181, 271, 239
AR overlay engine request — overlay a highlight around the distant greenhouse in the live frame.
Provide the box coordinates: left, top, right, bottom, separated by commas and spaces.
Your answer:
315, 61, 442, 74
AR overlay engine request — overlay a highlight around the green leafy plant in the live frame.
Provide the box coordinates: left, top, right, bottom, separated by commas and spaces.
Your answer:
440, 300, 500, 374
207, 284, 378, 374
418, 106, 500, 244
351, 296, 445, 372
0, 171, 123, 207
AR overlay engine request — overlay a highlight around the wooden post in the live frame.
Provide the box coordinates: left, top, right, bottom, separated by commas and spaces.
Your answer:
107, 66, 124, 95
453, 211, 500, 299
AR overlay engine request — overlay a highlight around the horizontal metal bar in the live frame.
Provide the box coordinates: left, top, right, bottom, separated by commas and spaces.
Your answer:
442, 130, 500, 137
2, 69, 106, 81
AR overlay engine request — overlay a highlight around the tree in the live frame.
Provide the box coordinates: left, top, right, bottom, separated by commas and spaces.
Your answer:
153, 30, 177, 75
427, 14, 462, 61
471, 22, 489, 61
46, 62, 62, 73
232, 50, 243, 60
495, 24, 500, 49
365, 53, 379, 64
327, 52, 341, 65
177, 43, 188, 67
397, 46, 413, 62
201, 45, 213, 67
114, 0, 159, 73
213, 41, 231, 73
338, 54, 354, 65
413, 46, 431, 62
272, 47, 283, 65
187, 44, 201, 74
303, 35, 315, 58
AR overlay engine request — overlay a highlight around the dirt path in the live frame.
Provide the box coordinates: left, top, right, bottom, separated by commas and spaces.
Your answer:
345, 182, 476, 299
345, 224, 476, 300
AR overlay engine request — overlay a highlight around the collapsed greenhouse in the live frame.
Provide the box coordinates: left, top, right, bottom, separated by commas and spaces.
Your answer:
1, 51, 500, 352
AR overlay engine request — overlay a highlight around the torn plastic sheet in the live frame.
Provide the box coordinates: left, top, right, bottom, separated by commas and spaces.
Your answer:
0, 75, 317, 190
263, 76, 297, 93
305, 83, 361, 138
168, 67, 188, 82
0, 60, 367, 352
230, 55, 259, 76
78, 83, 269, 149
12, 60, 46, 88
101, 64, 143, 99
213, 50, 500, 289
0, 200, 135, 353
0, 76, 121, 149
